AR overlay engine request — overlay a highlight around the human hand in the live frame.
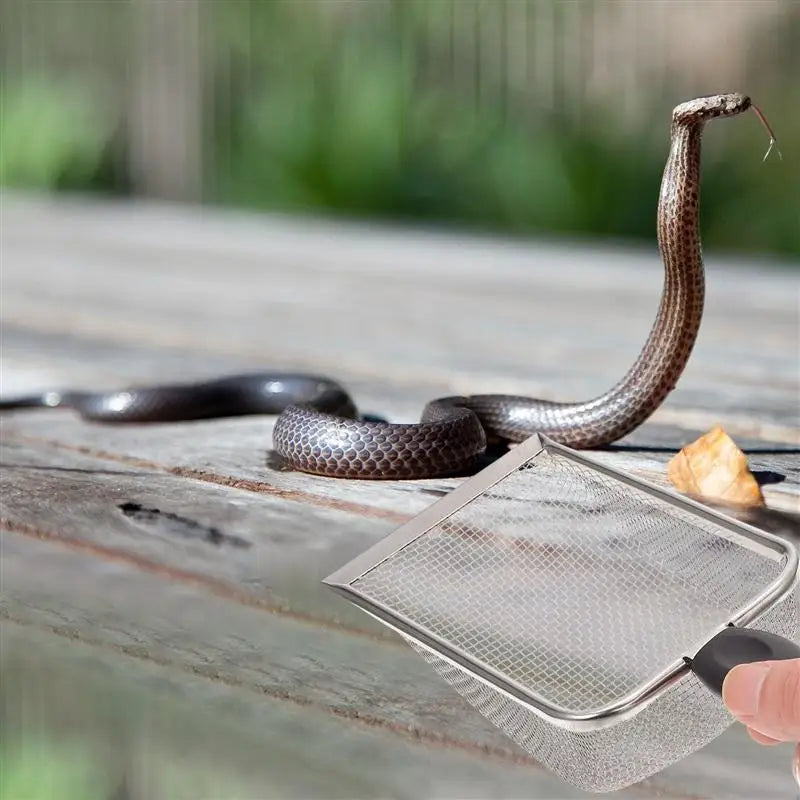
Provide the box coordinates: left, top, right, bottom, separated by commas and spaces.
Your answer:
722, 658, 800, 787
723, 658, 800, 743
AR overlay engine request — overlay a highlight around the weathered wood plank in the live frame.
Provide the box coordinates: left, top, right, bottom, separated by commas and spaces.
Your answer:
4, 324, 796, 452
2, 327, 798, 520
0, 530, 520, 754
0, 438, 400, 633
3, 427, 797, 653
3, 530, 797, 799
3, 401, 797, 518
2, 622, 592, 800
2, 193, 797, 437
1, 193, 798, 799
3, 193, 797, 511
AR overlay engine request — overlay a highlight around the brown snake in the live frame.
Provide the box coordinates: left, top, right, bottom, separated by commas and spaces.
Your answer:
0, 94, 775, 479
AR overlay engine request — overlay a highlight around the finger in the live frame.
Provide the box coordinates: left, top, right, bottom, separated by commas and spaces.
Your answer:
722, 659, 800, 742
747, 727, 780, 745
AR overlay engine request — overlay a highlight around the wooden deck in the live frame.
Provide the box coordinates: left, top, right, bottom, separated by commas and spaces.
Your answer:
1, 192, 798, 799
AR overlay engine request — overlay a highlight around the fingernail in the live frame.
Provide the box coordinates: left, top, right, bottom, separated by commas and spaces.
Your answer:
724, 662, 771, 718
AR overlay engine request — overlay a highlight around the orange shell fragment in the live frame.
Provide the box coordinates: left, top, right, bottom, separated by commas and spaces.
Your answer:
667, 425, 765, 508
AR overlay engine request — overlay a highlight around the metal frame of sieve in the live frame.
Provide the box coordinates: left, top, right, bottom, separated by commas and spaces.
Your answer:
323, 433, 799, 734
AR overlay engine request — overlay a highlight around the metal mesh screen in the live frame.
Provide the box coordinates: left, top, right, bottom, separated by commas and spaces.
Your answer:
404, 592, 800, 792
405, 585, 800, 792
333, 442, 800, 791
351, 448, 789, 714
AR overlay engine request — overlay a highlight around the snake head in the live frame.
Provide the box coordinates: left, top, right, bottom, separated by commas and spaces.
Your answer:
672, 93, 751, 125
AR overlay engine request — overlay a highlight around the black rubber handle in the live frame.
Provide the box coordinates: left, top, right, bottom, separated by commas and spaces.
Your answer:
690, 626, 800, 696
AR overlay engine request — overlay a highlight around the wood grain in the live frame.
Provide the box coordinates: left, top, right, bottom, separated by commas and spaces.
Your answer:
1, 193, 798, 798
2, 623, 596, 800
3, 528, 797, 799
2, 194, 797, 433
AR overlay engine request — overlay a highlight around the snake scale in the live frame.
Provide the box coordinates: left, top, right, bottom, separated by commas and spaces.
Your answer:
1, 94, 768, 479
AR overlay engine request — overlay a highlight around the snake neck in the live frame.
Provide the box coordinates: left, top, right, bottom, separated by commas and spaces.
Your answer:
593, 120, 706, 419
461, 119, 712, 448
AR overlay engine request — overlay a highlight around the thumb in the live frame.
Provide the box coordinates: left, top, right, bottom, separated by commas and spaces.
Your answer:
722, 659, 800, 742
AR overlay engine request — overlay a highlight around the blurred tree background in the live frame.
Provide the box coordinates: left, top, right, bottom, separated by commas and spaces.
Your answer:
0, 0, 797, 258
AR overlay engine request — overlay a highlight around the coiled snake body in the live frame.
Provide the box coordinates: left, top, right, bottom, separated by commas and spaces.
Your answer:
1, 94, 757, 479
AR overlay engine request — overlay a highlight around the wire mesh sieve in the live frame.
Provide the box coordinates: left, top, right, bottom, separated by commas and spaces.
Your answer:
324, 434, 800, 793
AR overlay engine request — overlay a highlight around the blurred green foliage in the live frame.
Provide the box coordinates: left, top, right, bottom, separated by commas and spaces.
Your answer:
1, 0, 797, 257
0, 736, 259, 800
1, 741, 112, 800
0, 78, 115, 191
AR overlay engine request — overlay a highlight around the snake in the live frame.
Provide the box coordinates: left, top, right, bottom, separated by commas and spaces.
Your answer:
1, 94, 766, 479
